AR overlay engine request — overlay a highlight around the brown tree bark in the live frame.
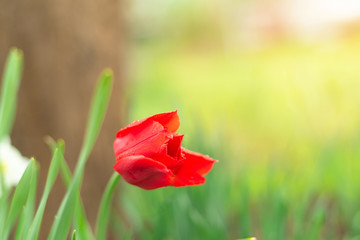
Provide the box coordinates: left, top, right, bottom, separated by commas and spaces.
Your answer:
0, 0, 127, 237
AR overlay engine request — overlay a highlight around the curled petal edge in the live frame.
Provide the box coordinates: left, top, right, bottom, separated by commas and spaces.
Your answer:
171, 148, 217, 187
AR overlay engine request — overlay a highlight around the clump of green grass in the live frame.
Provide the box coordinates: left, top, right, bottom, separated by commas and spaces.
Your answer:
0, 48, 119, 240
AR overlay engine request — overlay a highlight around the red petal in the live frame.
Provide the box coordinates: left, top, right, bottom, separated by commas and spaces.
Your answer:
172, 148, 217, 187
114, 155, 174, 190
166, 134, 183, 159
172, 172, 206, 187
116, 111, 180, 140
181, 148, 217, 175
114, 119, 170, 160
147, 110, 180, 132
152, 153, 183, 170
149, 134, 184, 170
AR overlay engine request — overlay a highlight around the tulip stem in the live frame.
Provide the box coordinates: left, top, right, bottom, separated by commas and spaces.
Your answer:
96, 172, 120, 240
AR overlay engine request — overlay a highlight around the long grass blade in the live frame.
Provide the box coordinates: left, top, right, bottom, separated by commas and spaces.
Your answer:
73, 203, 94, 240
48, 70, 113, 240
0, 165, 10, 238
96, 172, 120, 240
26, 148, 62, 240
0, 48, 23, 140
72, 229, 77, 240
14, 162, 39, 240
2, 159, 35, 239
47, 138, 94, 240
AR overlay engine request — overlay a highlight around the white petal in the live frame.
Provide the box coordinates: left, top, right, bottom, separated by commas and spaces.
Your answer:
0, 136, 30, 189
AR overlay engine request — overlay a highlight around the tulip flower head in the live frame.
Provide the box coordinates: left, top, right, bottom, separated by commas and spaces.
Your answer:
113, 111, 217, 190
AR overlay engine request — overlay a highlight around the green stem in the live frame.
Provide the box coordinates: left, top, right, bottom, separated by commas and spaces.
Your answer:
96, 172, 120, 240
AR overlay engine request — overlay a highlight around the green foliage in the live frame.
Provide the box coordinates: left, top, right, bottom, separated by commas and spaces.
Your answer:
1, 159, 38, 239
72, 230, 77, 240
0, 49, 25, 238
96, 173, 120, 240
14, 159, 38, 240
0, 162, 9, 238
0, 48, 23, 140
46, 137, 94, 240
0, 50, 119, 239
48, 69, 113, 240
26, 148, 62, 240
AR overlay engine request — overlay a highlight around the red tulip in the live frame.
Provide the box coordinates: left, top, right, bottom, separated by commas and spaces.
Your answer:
113, 110, 217, 190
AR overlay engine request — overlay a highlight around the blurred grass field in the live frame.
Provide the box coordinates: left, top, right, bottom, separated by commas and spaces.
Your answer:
106, 1, 360, 239
111, 33, 360, 239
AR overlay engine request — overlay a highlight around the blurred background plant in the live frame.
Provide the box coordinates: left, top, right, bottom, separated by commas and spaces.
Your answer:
2, 0, 360, 239
0, 49, 116, 240
116, 0, 360, 239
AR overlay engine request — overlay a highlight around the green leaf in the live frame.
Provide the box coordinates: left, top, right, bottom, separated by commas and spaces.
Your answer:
47, 163, 79, 240
122, 231, 133, 240
72, 229, 76, 240
26, 148, 62, 240
44, 136, 59, 153
49, 139, 94, 240
14, 162, 39, 240
0, 48, 23, 140
78, 68, 113, 170
0, 49, 24, 236
308, 199, 326, 240
0, 164, 10, 237
48, 69, 113, 240
96, 173, 120, 240
2, 158, 36, 239
73, 203, 94, 240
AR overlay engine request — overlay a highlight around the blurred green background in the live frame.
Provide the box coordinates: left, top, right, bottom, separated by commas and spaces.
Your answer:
114, 0, 360, 239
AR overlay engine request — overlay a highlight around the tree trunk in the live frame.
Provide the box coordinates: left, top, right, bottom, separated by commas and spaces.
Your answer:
0, 0, 127, 237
